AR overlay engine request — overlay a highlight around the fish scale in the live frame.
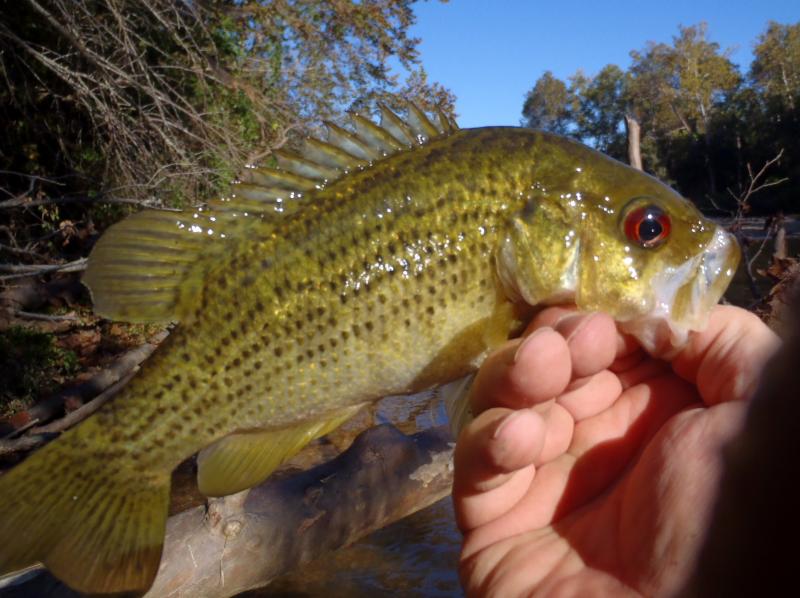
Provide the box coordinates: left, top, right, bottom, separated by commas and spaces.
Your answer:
93, 129, 518, 466
0, 108, 740, 595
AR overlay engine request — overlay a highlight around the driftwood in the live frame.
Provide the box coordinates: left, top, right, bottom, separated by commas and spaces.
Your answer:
0, 424, 455, 597
0, 331, 168, 446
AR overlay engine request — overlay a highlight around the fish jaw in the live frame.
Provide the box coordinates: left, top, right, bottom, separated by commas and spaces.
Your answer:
619, 225, 740, 356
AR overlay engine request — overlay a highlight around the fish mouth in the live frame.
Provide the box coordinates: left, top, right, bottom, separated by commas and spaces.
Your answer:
620, 225, 740, 356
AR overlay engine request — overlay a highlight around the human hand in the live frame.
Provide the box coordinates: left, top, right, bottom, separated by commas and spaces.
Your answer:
453, 305, 779, 597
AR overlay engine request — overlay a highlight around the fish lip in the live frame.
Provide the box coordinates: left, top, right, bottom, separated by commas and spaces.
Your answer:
621, 225, 740, 355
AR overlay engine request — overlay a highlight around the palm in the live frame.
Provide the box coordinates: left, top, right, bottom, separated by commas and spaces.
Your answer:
453, 306, 777, 597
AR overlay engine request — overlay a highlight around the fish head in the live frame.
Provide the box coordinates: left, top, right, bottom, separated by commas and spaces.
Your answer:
575, 185, 740, 354
498, 135, 740, 355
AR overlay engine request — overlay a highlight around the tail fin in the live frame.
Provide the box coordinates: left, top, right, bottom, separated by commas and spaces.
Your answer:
0, 427, 170, 594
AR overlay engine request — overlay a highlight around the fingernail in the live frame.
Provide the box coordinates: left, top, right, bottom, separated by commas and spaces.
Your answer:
493, 410, 525, 440
513, 327, 551, 364
564, 312, 598, 343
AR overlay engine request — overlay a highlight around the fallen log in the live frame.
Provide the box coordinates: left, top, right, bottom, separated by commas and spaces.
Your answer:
0, 424, 455, 597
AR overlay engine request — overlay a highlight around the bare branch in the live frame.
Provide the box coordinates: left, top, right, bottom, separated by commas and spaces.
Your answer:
0, 258, 87, 281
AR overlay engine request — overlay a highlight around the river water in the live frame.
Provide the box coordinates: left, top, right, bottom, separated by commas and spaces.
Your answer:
249, 231, 793, 598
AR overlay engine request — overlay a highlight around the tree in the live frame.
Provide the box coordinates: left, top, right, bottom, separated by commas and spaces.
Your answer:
569, 65, 629, 159
750, 21, 800, 112
627, 23, 741, 197
521, 71, 574, 135
0, 0, 454, 208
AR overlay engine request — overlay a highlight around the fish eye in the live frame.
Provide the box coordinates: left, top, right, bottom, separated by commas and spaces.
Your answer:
622, 203, 671, 249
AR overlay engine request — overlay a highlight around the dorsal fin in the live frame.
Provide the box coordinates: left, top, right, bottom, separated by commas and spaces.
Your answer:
84, 102, 458, 324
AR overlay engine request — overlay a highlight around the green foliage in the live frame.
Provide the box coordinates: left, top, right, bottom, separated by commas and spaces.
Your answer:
0, 327, 79, 416
0, 0, 455, 250
521, 21, 799, 214
521, 71, 573, 135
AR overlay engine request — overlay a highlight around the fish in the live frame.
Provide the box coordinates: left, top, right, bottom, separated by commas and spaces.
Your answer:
0, 103, 740, 594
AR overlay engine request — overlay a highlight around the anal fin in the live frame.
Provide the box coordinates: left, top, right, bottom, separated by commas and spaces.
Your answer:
197, 405, 364, 497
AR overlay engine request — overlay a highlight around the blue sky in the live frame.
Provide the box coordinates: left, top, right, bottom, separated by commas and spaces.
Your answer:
404, 0, 799, 128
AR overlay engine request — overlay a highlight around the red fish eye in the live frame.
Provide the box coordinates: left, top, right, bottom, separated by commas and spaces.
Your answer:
624, 205, 671, 248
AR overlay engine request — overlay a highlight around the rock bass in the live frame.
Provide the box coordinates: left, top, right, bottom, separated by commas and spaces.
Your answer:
0, 105, 739, 594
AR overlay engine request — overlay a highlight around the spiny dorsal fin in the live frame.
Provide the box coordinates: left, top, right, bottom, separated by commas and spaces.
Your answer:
84, 102, 457, 324
379, 102, 417, 145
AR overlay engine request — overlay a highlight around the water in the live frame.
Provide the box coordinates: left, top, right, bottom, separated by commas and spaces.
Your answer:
252, 498, 461, 598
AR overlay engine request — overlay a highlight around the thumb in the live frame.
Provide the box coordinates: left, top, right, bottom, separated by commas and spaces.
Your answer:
671, 305, 780, 406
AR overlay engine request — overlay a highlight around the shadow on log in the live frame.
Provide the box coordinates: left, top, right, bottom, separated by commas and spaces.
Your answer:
0, 424, 454, 598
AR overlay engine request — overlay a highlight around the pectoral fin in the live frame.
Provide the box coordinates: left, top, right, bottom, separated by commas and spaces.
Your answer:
197, 405, 364, 497
441, 373, 477, 438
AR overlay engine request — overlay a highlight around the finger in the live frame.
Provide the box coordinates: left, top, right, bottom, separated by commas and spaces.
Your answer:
532, 400, 574, 465
554, 312, 618, 378
531, 308, 632, 377
556, 369, 623, 421
672, 306, 780, 405
610, 333, 645, 372
454, 407, 544, 531
556, 373, 700, 515
471, 328, 571, 413
527, 305, 579, 331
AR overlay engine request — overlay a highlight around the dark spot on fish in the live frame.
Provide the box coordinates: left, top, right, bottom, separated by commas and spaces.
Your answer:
274, 347, 283, 357
222, 337, 231, 347
261, 258, 272, 269
181, 352, 191, 362
164, 383, 174, 391
233, 358, 242, 367
426, 305, 435, 315
404, 318, 411, 327
365, 321, 374, 332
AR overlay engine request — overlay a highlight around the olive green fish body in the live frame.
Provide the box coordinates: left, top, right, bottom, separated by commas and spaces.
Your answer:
0, 111, 740, 594
91, 128, 540, 474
